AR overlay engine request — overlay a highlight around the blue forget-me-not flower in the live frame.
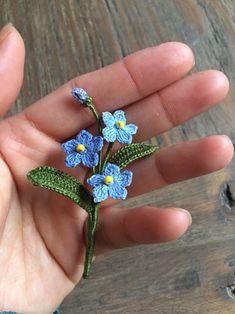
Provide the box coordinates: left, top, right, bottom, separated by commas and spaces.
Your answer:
72, 87, 90, 106
102, 110, 138, 144
87, 162, 133, 203
62, 130, 103, 168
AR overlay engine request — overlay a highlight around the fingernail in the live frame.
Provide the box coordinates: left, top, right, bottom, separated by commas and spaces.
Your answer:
0, 23, 14, 44
176, 208, 192, 226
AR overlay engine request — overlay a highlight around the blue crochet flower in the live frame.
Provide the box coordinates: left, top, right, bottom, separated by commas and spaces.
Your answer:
71, 87, 90, 106
62, 130, 103, 168
102, 110, 138, 144
87, 162, 133, 203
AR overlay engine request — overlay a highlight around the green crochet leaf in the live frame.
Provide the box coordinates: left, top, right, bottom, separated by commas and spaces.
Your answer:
27, 166, 93, 212
109, 143, 158, 169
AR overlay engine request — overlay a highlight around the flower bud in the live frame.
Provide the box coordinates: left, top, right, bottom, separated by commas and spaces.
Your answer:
71, 87, 89, 106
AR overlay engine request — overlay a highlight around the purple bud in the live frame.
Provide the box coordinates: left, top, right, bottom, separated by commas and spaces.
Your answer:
71, 87, 88, 106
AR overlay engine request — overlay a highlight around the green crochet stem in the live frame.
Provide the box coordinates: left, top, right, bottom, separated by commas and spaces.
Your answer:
82, 100, 104, 277
83, 202, 100, 278
98, 149, 103, 173
102, 142, 114, 172
86, 98, 103, 174
86, 97, 102, 134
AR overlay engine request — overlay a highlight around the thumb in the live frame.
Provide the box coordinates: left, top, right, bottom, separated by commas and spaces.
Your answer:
0, 24, 25, 116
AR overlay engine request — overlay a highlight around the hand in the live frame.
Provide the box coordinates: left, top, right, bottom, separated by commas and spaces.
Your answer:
0, 25, 233, 314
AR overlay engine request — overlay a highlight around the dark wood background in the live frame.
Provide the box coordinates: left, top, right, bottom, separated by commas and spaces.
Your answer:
1, 0, 235, 313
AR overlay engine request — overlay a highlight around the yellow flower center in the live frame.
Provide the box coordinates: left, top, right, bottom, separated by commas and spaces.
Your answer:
76, 143, 85, 153
104, 175, 114, 185
116, 120, 125, 129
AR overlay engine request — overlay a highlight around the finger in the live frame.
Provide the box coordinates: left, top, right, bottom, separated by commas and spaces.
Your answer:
121, 70, 229, 142
94, 206, 191, 255
127, 135, 233, 198
100, 135, 233, 209
87, 70, 229, 141
0, 24, 25, 116
21, 42, 194, 140
0, 158, 13, 234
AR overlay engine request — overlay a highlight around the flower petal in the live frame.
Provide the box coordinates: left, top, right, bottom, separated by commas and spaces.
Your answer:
87, 174, 105, 187
61, 139, 78, 154
72, 87, 88, 104
93, 184, 109, 203
81, 152, 99, 167
65, 152, 81, 168
104, 162, 120, 177
118, 170, 133, 187
116, 128, 132, 144
102, 112, 115, 127
109, 182, 127, 200
113, 110, 126, 123
92, 136, 103, 152
76, 130, 93, 145
102, 126, 117, 142
124, 124, 138, 135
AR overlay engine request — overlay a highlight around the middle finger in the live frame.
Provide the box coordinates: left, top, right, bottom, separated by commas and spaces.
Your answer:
88, 70, 229, 142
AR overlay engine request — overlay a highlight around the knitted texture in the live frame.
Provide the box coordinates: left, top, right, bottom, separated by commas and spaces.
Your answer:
62, 130, 103, 168
109, 143, 158, 169
27, 166, 93, 212
102, 110, 138, 144
72, 87, 89, 105
87, 163, 132, 203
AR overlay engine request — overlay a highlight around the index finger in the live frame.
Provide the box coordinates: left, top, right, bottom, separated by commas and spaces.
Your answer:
19, 42, 194, 141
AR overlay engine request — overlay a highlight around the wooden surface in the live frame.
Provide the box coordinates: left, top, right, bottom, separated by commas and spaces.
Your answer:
1, 0, 235, 313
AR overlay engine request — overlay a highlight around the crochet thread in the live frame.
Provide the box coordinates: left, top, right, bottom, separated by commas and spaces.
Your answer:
62, 130, 103, 168
87, 162, 133, 203
27, 166, 93, 212
102, 110, 138, 144
27, 87, 157, 279
109, 143, 158, 169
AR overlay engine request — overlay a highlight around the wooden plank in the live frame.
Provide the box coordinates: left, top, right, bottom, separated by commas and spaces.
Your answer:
0, 0, 235, 313
62, 239, 235, 313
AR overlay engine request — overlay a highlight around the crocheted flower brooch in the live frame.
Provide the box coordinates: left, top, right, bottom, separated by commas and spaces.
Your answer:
27, 87, 157, 278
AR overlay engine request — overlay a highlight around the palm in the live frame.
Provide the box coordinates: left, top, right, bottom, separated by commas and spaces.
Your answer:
0, 121, 89, 312
0, 27, 233, 314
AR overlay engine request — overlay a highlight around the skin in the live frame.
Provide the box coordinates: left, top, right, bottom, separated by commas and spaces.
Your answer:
0, 25, 233, 314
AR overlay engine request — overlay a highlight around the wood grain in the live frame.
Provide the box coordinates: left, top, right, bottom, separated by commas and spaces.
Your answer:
0, 0, 235, 313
